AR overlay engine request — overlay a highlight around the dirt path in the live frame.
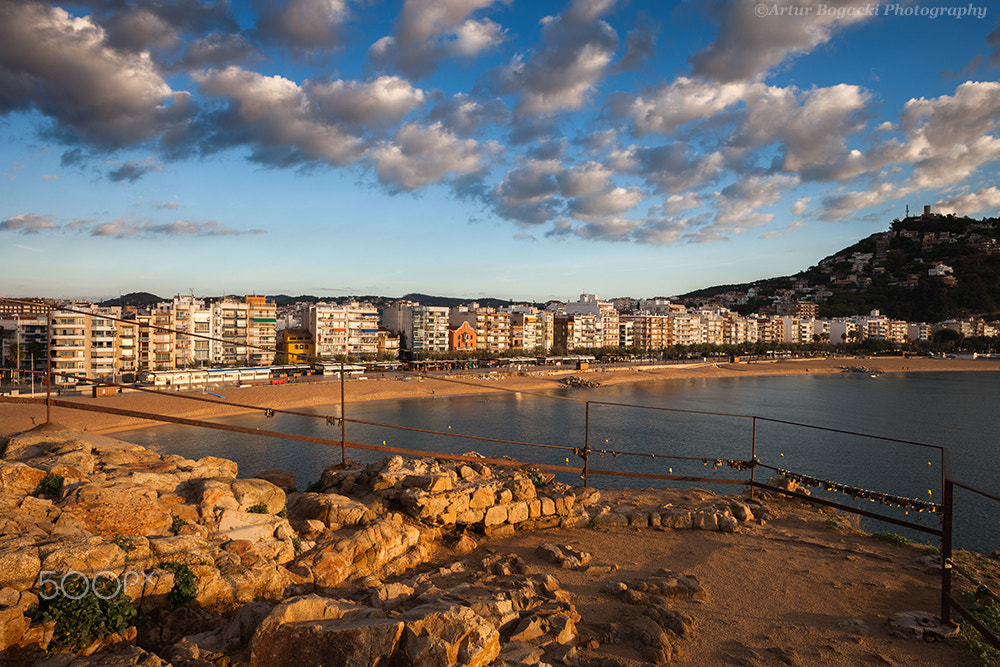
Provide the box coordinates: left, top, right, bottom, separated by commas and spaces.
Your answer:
476, 488, 983, 666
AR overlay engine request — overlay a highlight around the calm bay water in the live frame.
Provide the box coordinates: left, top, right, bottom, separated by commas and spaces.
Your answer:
117, 371, 1000, 552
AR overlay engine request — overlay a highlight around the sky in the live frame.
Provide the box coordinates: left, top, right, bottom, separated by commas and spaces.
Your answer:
3, 0, 1000, 303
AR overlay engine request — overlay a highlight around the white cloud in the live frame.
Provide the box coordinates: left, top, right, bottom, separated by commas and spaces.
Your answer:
0, 213, 58, 233
309, 76, 425, 127
0, 0, 180, 147
254, 0, 351, 51
194, 66, 365, 166
369, 121, 486, 191
936, 187, 1000, 216
371, 0, 508, 77
498, 1, 618, 116
690, 0, 876, 83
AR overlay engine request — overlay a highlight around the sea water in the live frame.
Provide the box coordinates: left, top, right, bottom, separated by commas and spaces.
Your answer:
116, 371, 1000, 552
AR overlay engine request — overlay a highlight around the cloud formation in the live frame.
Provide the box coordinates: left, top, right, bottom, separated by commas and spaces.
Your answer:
3, 0, 1000, 254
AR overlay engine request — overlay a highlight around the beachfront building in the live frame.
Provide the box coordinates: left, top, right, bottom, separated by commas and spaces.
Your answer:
448, 321, 477, 351
564, 294, 620, 348
381, 302, 450, 354
47, 304, 142, 385
0, 315, 48, 382
503, 306, 551, 354
624, 313, 670, 350
308, 302, 380, 359
168, 295, 213, 368
376, 327, 400, 359
450, 304, 511, 353
246, 295, 277, 365
277, 328, 314, 364
212, 298, 250, 365
670, 312, 702, 347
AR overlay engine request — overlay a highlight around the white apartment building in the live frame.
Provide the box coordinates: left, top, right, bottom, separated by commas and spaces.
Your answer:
564, 294, 620, 348
169, 295, 213, 368
212, 298, 249, 365
308, 302, 380, 359
381, 301, 450, 353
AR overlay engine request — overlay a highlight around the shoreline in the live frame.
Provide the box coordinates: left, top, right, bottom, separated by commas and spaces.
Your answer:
1, 355, 998, 438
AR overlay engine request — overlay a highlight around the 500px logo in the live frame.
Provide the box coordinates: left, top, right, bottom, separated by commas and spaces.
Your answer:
37, 570, 156, 600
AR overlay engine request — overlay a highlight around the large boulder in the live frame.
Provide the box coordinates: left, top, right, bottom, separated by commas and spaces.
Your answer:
401, 602, 500, 667
286, 493, 370, 529
294, 517, 428, 590
231, 479, 285, 514
215, 510, 292, 543
0, 537, 41, 592
60, 482, 174, 536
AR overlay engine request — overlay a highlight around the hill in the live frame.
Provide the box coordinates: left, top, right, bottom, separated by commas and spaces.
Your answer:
677, 213, 1000, 322
96, 292, 162, 308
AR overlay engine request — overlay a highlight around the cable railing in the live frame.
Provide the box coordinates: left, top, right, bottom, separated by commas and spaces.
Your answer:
1, 296, 998, 650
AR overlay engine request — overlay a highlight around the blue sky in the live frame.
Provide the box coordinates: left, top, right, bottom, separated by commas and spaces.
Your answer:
3, 0, 1000, 302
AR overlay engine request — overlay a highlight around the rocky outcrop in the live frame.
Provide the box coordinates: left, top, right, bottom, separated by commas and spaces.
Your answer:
0, 424, 833, 666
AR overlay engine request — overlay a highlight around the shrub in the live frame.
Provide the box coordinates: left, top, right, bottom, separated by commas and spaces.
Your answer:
28, 572, 136, 653
159, 562, 198, 609
111, 536, 136, 553
306, 480, 323, 493
35, 472, 64, 497
958, 590, 1000, 665
168, 513, 186, 535
870, 531, 910, 546
246, 503, 269, 514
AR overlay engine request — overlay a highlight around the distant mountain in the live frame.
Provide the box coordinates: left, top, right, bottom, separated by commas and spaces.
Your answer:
97, 292, 162, 308
399, 293, 534, 309
676, 213, 1000, 322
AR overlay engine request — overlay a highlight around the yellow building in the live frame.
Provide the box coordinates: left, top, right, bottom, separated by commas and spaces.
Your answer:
278, 328, 315, 364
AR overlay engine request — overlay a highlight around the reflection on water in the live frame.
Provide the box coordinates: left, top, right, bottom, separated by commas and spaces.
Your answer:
116, 371, 1000, 552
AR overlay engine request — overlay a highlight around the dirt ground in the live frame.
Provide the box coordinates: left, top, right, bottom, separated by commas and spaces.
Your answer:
470, 487, 991, 666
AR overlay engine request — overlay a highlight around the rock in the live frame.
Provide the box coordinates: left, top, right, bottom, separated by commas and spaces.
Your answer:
215, 509, 291, 543
148, 535, 216, 566
287, 492, 369, 529
255, 469, 297, 493
659, 509, 693, 530
250, 596, 388, 666
692, 511, 720, 531
60, 482, 174, 536
192, 480, 239, 521
887, 611, 960, 640
0, 462, 48, 495
766, 475, 810, 497
534, 544, 592, 570
231, 479, 286, 514
297, 517, 426, 589
252, 615, 405, 667
402, 602, 501, 667
192, 456, 238, 479
40, 537, 126, 578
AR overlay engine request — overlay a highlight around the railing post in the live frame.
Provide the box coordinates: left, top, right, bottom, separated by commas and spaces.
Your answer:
340, 359, 346, 466
941, 448, 953, 624
750, 416, 757, 500
583, 401, 590, 486
45, 309, 52, 424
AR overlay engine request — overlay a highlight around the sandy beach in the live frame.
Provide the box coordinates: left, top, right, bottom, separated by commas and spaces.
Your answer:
1, 355, 997, 438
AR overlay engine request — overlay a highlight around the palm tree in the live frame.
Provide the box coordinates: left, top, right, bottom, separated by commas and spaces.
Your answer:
6, 342, 23, 383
